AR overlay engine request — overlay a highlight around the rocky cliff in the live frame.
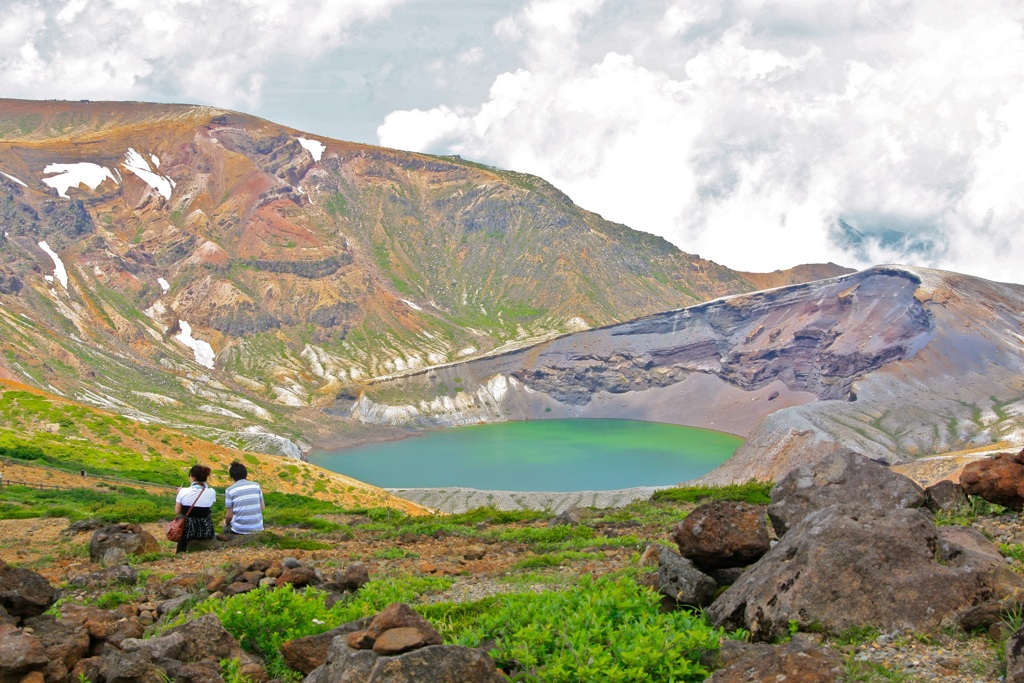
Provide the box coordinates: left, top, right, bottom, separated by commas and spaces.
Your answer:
352, 266, 1024, 481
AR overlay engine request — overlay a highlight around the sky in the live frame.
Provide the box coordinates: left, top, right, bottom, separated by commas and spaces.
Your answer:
2, 0, 1024, 284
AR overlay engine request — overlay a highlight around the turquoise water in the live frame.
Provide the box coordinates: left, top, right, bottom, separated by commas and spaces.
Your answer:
309, 419, 742, 492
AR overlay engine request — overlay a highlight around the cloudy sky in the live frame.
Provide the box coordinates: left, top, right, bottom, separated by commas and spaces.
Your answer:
3, 0, 1024, 284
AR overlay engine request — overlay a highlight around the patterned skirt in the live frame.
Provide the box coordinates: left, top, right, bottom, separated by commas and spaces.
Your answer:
177, 507, 215, 552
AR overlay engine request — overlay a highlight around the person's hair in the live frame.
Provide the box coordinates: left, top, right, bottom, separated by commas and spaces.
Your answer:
228, 461, 248, 481
189, 464, 211, 482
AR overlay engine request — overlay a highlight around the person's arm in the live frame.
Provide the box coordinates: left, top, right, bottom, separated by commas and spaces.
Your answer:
175, 501, 183, 515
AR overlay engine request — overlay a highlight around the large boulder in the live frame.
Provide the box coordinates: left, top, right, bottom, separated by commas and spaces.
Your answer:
671, 501, 770, 569
768, 449, 925, 535
707, 505, 1024, 641
307, 640, 507, 683
88, 523, 160, 563
0, 560, 60, 620
960, 450, 1024, 510
707, 638, 845, 682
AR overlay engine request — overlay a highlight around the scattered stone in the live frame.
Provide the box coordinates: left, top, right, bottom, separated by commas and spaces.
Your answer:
278, 566, 320, 588
671, 501, 770, 569
66, 564, 138, 588
282, 557, 302, 569
22, 614, 90, 683
707, 638, 845, 682
549, 508, 586, 527
336, 562, 370, 592
768, 449, 925, 535
463, 545, 487, 561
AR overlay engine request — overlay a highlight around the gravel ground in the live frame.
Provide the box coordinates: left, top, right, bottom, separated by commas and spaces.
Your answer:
389, 486, 668, 513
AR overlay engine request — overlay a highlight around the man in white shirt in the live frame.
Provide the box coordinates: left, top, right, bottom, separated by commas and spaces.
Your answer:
223, 461, 265, 534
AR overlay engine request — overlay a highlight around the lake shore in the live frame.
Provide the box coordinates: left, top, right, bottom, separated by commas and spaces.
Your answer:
388, 485, 672, 514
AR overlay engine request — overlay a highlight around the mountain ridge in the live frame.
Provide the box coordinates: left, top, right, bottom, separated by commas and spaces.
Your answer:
0, 97, 847, 457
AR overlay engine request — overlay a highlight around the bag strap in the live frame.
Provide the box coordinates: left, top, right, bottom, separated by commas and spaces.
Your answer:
183, 484, 207, 518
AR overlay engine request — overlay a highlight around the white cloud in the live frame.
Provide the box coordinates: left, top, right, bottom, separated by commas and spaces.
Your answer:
379, 0, 1024, 283
0, 0, 409, 109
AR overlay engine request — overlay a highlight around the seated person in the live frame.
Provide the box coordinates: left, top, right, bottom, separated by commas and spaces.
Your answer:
223, 461, 265, 534
174, 464, 216, 553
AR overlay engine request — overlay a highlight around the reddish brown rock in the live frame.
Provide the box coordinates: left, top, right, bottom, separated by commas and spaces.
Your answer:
0, 623, 48, 680
366, 603, 442, 647
278, 566, 320, 588
348, 630, 376, 650
960, 450, 1024, 510
671, 501, 770, 569
23, 614, 91, 682
373, 626, 434, 655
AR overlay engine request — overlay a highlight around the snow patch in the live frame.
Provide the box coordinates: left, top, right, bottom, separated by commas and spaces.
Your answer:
41, 162, 118, 198
122, 148, 175, 200
157, 277, 170, 292
401, 298, 423, 311
296, 137, 326, 162
0, 171, 26, 187
38, 241, 68, 288
175, 320, 215, 369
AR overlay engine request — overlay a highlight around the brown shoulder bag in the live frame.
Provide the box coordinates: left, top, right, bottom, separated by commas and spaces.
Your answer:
166, 484, 206, 542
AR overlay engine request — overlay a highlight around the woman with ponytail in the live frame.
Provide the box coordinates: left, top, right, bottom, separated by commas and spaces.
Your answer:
174, 464, 216, 553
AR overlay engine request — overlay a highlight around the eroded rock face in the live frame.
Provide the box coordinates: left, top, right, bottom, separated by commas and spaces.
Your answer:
671, 501, 770, 569
707, 506, 1024, 641
960, 450, 1024, 511
767, 449, 925, 535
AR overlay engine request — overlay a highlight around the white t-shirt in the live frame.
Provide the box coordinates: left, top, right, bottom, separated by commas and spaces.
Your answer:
175, 483, 216, 508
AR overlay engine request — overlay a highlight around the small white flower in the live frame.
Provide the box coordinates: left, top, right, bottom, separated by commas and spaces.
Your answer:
312, 618, 324, 625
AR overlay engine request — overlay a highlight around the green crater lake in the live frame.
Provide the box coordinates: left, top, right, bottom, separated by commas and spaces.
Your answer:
309, 419, 743, 491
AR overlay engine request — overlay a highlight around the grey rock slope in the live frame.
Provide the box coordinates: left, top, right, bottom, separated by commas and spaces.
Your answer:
349, 265, 1024, 482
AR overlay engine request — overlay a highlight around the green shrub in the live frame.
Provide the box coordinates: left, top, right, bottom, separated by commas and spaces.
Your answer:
511, 551, 602, 569
652, 480, 773, 505
421, 575, 721, 682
